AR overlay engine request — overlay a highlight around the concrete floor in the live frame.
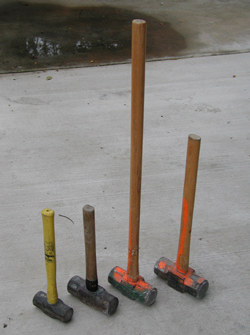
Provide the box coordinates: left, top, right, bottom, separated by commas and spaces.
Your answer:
1, 1, 250, 334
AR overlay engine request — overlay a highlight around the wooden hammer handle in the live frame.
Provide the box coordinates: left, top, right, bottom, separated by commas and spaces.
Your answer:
127, 19, 147, 281
41, 208, 58, 304
83, 205, 98, 291
176, 134, 201, 274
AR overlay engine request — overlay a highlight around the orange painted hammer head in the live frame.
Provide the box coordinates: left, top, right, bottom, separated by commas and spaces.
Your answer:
154, 257, 208, 299
108, 266, 157, 306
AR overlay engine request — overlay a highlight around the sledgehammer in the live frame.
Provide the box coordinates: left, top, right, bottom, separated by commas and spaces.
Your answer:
67, 205, 119, 315
154, 134, 209, 299
33, 209, 74, 322
108, 19, 158, 306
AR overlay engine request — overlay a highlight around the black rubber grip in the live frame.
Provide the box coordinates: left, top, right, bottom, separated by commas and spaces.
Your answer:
86, 279, 98, 292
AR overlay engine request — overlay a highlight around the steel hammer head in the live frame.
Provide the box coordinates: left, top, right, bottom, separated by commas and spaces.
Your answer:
33, 291, 73, 322
108, 266, 157, 306
154, 257, 209, 299
67, 275, 118, 316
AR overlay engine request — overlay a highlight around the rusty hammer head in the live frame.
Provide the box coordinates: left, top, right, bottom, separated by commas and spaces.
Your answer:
154, 257, 208, 299
67, 275, 118, 315
33, 291, 73, 322
108, 266, 157, 306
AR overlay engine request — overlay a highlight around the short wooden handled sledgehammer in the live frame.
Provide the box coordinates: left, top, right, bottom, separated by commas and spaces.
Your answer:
154, 135, 209, 299
33, 209, 74, 322
108, 19, 157, 305
67, 205, 119, 315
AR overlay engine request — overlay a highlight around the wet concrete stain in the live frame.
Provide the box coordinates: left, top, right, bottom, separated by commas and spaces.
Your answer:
0, 2, 187, 73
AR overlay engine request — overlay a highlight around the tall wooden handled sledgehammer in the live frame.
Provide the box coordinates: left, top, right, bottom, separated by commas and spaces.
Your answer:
154, 135, 209, 299
67, 205, 119, 315
33, 209, 74, 322
108, 19, 158, 305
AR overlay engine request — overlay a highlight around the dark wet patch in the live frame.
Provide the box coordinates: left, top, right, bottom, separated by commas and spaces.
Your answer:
0, 2, 186, 73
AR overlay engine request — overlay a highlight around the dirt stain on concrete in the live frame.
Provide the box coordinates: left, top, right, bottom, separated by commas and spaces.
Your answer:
0, 2, 187, 73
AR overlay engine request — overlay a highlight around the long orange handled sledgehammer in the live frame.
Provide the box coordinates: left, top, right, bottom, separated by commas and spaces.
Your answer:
108, 19, 157, 305
154, 134, 209, 299
33, 209, 74, 322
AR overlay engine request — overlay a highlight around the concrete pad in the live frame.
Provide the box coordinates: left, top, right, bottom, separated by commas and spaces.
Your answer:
0, 53, 250, 333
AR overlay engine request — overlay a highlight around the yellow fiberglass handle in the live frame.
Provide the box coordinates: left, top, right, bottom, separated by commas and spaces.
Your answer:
41, 208, 58, 304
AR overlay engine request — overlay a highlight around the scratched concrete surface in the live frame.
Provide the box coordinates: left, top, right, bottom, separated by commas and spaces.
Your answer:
1, 52, 250, 334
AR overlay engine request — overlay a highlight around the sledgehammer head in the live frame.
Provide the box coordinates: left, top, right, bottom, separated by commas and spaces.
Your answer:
108, 266, 157, 305
33, 291, 73, 322
154, 257, 209, 299
67, 275, 118, 316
